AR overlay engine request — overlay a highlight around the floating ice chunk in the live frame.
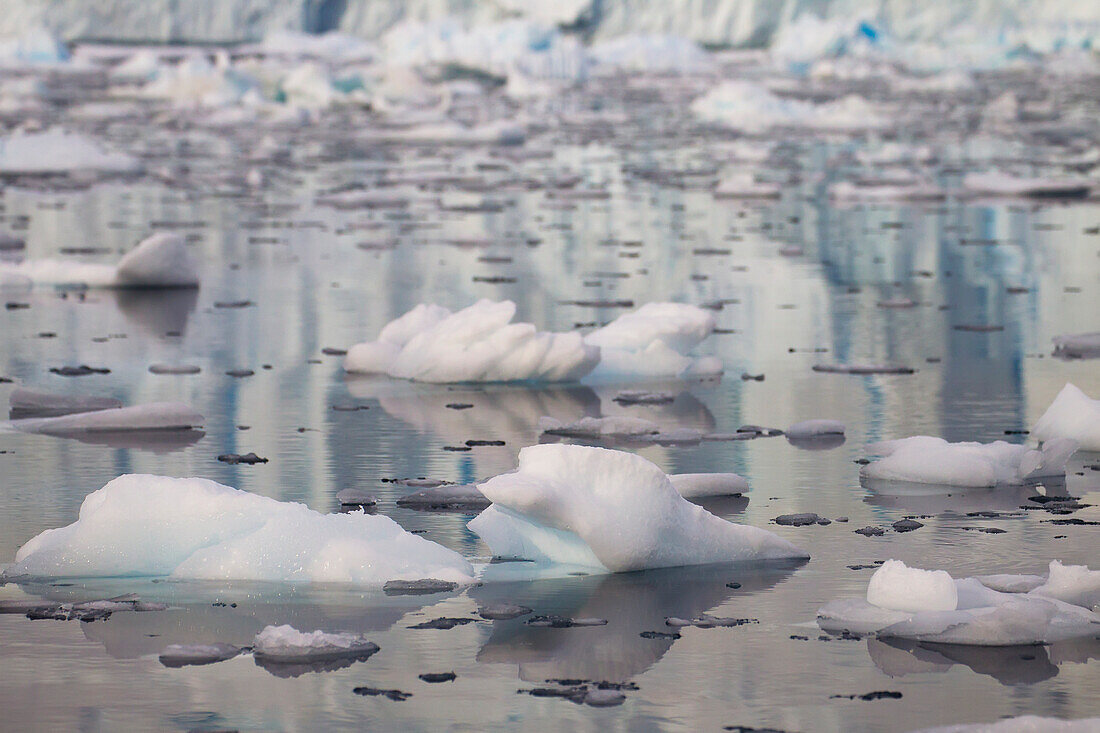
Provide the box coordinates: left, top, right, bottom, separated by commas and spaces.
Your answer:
786, 419, 845, 438
962, 173, 1090, 199
9, 387, 122, 418
252, 625, 379, 664
667, 473, 750, 498
468, 444, 807, 572
345, 300, 599, 383
713, 173, 781, 199
11, 402, 203, 435
113, 234, 199, 288
913, 716, 1100, 733
1032, 384, 1100, 452
589, 35, 710, 74
5, 474, 474, 586
584, 302, 720, 380
866, 560, 958, 613
829, 180, 945, 201
0, 233, 198, 289
251, 31, 379, 63
860, 436, 1077, 487
690, 81, 810, 134
0, 128, 139, 175
159, 642, 242, 668
1052, 333, 1100, 360
975, 574, 1045, 594
813, 363, 915, 375
818, 561, 1100, 645
1031, 561, 1100, 611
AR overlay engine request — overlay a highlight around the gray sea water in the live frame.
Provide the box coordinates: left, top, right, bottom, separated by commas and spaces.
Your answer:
1, 60, 1099, 732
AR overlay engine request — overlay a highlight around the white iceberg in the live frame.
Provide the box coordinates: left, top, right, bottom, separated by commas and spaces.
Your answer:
159, 642, 242, 667
252, 624, 379, 664
0, 233, 199, 289
1032, 383, 1100, 452
786, 419, 845, 438
860, 436, 1077, 487
667, 473, 750, 498
468, 444, 807, 572
5, 474, 475, 586
11, 402, 203, 435
344, 300, 599, 383
817, 559, 1100, 645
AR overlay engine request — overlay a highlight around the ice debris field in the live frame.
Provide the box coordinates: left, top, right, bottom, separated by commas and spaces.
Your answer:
1, 1, 1100, 731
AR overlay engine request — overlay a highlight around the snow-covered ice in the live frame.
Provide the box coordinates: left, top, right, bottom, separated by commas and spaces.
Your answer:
468, 444, 807, 572
860, 436, 1078, 487
785, 419, 845, 438
818, 559, 1100, 645
159, 642, 242, 668
4, 474, 475, 586
1032, 383, 1100, 452
252, 624, 379, 664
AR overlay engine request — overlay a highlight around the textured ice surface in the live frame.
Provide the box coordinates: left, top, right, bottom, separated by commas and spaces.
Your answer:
818, 560, 1100, 645
866, 560, 958, 613
252, 624, 379, 663
5, 474, 475, 585
1031, 561, 1100, 610
159, 642, 242, 667
1032, 383, 1100, 452
346, 299, 720, 383
468, 444, 807, 572
11, 402, 203, 434
344, 300, 598, 383
860, 436, 1077, 487
0, 233, 199, 289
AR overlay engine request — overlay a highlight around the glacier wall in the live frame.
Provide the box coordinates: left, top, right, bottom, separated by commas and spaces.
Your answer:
2, 0, 1099, 50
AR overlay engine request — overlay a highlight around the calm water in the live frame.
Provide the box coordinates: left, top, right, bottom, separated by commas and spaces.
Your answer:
1, 64, 1099, 732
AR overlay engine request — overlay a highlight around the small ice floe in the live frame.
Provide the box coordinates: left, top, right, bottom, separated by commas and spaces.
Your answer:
344, 300, 721, 383
961, 173, 1091, 200
816, 559, 1100, 645
252, 625, 379, 666
9, 387, 121, 418
667, 473, 750, 498
913, 717, 1100, 732
19, 593, 167, 622
538, 416, 713, 446
467, 444, 807, 572
813, 363, 915, 375
0, 233, 199, 288
148, 364, 201, 375
159, 642, 242, 668
478, 603, 533, 620
859, 436, 1077, 487
4, 474, 474, 586
786, 419, 846, 450
612, 390, 676, 406
829, 181, 945, 202
382, 579, 459, 596
10, 402, 204, 435
1032, 384, 1100, 452
395, 483, 489, 510
1053, 333, 1100, 360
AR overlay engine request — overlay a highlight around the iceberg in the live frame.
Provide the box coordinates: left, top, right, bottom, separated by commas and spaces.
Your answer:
860, 436, 1077, 487
5, 474, 475, 586
817, 559, 1100, 646
9, 387, 122, 418
0, 233, 199, 288
583, 301, 722, 380
344, 300, 599, 383
1032, 383, 1100, 452
467, 444, 807, 572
